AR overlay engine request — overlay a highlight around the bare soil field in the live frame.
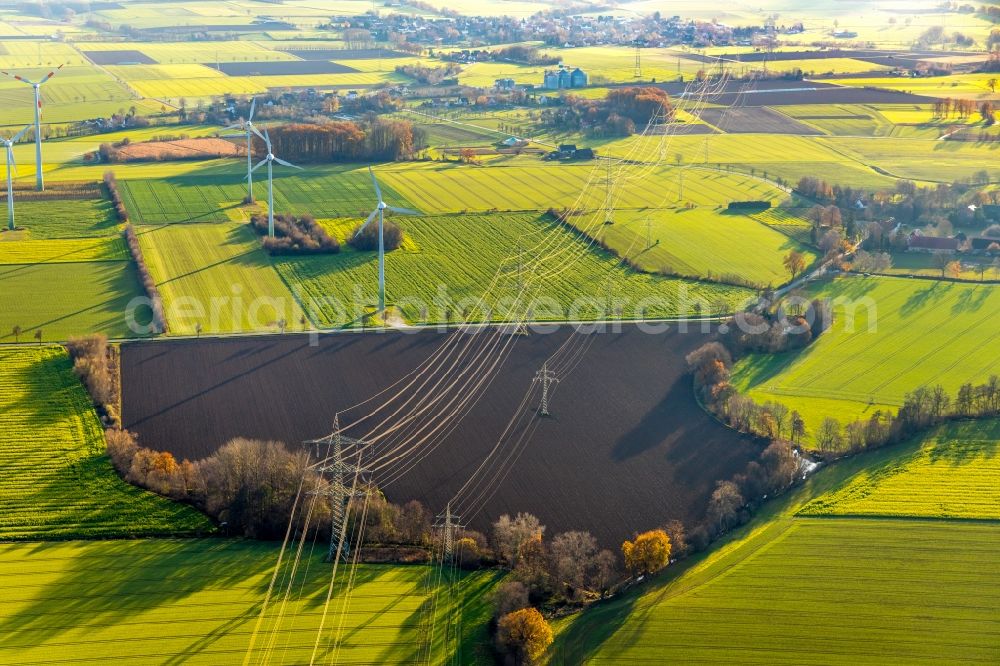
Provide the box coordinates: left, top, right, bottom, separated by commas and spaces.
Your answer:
115, 138, 241, 161
121, 326, 761, 546
282, 49, 413, 60
697, 106, 822, 134
83, 50, 157, 65
211, 61, 359, 76
661, 79, 931, 105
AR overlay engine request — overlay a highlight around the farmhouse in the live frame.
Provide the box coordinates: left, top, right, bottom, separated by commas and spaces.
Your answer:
908, 234, 959, 253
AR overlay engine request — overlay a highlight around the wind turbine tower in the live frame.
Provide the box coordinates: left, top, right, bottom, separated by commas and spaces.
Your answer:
2, 126, 32, 231
250, 128, 302, 237
356, 166, 420, 312
1, 65, 62, 191
224, 97, 262, 203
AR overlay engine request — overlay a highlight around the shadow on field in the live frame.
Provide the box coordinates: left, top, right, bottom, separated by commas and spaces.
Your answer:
0, 540, 273, 651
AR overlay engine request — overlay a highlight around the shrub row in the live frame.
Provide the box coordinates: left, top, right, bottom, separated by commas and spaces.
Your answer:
249, 213, 341, 255
66, 334, 119, 427
123, 224, 168, 334
103, 171, 129, 222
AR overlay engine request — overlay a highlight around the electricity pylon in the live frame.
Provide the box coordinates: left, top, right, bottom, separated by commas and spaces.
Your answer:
304, 414, 368, 561
533, 361, 559, 417
434, 502, 464, 559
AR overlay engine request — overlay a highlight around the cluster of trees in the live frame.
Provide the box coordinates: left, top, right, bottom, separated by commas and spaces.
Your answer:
106, 433, 326, 538
933, 97, 995, 123
717, 301, 831, 355
249, 213, 340, 255
259, 119, 426, 163
350, 218, 403, 252
124, 224, 168, 334
797, 176, 998, 240
541, 87, 673, 137
103, 171, 129, 223
850, 249, 893, 273
66, 334, 118, 426
491, 45, 560, 65
395, 63, 462, 85
487, 512, 619, 663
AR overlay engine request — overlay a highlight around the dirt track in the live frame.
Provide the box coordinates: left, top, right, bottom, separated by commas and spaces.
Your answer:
121, 325, 761, 545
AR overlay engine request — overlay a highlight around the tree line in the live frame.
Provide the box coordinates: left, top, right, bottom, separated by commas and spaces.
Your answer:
541, 87, 674, 137
257, 118, 427, 163
123, 223, 168, 334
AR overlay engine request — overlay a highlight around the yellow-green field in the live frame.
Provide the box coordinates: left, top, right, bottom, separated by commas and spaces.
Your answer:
579, 206, 816, 287
733, 276, 1000, 439
801, 420, 1000, 520
138, 223, 305, 335
551, 421, 1000, 663
0, 346, 211, 538
0, 539, 500, 664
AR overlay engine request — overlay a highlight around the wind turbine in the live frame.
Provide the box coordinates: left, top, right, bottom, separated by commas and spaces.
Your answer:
224, 97, 263, 203
1, 64, 63, 191
3, 125, 32, 231
250, 128, 301, 237
356, 166, 419, 313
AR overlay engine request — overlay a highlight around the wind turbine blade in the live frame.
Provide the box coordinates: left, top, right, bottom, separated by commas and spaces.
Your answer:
8, 146, 16, 176
354, 209, 379, 237
224, 122, 244, 130
273, 157, 302, 170
1, 70, 33, 85
251, 158, 268, 172
248, 97, 256, 121
263, 127, 272, 151
368, 165, 383, 202
39, 64, 63, 84
250, 124, 266, 142
219, 134, 245, 139
12, 124, 31, 143
387, 206, 420, 216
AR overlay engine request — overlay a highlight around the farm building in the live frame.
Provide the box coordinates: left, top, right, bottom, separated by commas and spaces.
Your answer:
908, 234, 959, 253
543, 66, 588, 89
495, 77, 516, 90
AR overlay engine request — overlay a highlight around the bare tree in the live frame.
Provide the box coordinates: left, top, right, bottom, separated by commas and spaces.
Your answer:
550, 531, 599, 598
493, 513, 545, 567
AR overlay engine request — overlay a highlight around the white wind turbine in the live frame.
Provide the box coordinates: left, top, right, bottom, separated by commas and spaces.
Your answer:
3, 125, 32, 231
1, 64, 63, 191
251, 128, 302, 237
224, 97, 263, 203
356, 166, 419, 313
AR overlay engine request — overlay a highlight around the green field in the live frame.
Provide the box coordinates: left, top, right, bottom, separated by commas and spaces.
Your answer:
0, 539, 500, 664
118, 161, 782, 224
2, 199, 119, 239
276, 212, 755, 326
800, 420, 1000, 520
879, 252, 1000, 282
582, 207, 815, 287
0, 262, 150, 342
138, 223, 305, 335
551, 430, 1000, 663
0, 347, 211, 539
119, 165, 412, 224
733, 276, 1000, 438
